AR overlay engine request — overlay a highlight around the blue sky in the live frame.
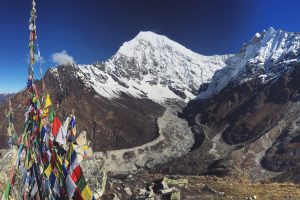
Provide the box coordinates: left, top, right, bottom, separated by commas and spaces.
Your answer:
0, 0, 300, 93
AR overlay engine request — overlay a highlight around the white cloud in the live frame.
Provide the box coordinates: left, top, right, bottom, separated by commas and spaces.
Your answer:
51, 50, 75, 65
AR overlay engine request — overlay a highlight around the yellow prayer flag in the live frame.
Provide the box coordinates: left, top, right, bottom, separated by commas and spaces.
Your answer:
64, 159, 69, 168
43, 108, 49, 117
67, 143, 74, 162
81, 185, 93, 200
83, 145, 89, 151
44, 165, 52, 177
44, 94, 52, 109
57, 155, 62, 164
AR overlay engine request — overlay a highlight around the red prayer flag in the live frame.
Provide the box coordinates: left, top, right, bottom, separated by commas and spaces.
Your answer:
52, 116, 61, 137
42, 152, 48, 165
51, 153, 57, 167
49, 139, 53, 151
71, 166, 83, 184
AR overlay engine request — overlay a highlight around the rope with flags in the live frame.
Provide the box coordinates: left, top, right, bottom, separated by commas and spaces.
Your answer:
2, 0, 94, 199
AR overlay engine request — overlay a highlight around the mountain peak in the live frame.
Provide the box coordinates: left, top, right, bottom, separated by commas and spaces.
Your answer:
264, 26, 276, 33
135, 31, 165, 40
198, 27, 300, 99
249, 27, 298, 64
134, 31, 177, 47
102, 31, 229, 102
115, 31, 208, 61
249, 27, 290, 44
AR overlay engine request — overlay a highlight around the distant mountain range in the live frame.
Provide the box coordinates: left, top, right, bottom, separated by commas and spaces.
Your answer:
0, 28, 300, 184
0, 93, 14, 103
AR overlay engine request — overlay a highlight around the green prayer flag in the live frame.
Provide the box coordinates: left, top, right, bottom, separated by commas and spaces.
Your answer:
49, 108, 55, 123
77, 176, 87, 192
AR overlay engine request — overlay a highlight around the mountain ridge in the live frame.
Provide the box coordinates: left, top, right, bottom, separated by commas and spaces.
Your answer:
198, 27, 300, 99
50, 31, 229, 103
49, 28, 300, 102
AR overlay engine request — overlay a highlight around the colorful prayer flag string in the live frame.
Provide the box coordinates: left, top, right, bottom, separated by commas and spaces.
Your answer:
2, 0, 95, 199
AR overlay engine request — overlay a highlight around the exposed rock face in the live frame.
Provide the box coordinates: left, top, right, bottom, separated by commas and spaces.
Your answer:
0, 65, 165, 151
159, 63, 300, 183
48, 65, 167, 152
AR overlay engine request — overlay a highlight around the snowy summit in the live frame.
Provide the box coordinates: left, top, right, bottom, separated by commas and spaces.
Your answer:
52, 31, 228, 103
50, 28, 300, 102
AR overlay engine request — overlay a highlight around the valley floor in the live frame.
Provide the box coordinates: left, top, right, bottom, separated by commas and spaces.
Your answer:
102, 173, 300, 200
90, 108, 194, 173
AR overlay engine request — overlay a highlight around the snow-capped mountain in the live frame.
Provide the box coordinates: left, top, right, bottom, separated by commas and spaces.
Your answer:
50, 28, 300, 103
57, 31, 228, 103
198, 27, 300, 99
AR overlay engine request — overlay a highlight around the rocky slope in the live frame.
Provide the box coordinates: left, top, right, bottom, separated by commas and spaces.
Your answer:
159, 28, 300, 184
